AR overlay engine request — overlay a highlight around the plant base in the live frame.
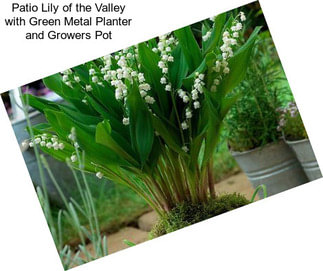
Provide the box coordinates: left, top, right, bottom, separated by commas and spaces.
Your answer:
149, 193, 249, 238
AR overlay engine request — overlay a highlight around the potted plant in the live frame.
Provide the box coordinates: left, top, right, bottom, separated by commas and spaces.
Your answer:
277, 102, 322, 181
23, 11, 261, 236
225, 32, 308, 197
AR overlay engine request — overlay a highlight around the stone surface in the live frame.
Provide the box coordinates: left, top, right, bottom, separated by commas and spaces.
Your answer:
138, 211, 159, 232
215, 172, 259, 201
81, 227, 149, 258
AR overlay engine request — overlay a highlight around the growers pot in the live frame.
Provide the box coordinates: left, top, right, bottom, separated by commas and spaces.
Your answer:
286, 138, 322, 181
231, 139, 308, 197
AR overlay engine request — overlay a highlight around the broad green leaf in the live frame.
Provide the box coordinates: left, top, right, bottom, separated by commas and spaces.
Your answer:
86, 95, 130, 141
22, 94, 60, 113
202, 92, 221, 166
43, 73, 64, 97
220, 93, 242, 119
203, 13, 227, 55
151, 115, 183, 154
182, 59, 207, 90
174, 26, 203, 73
96, 120, 139, 166
127, 82, 154, 165
44, 109, 124, 166
73, 64, 90, 83
90, 82, 123, 119
60, 106, 102, 126
168, 44, 189, 90
136, 109, 154, 166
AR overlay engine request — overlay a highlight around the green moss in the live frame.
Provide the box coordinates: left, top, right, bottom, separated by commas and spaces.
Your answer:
150, 193, 249, 238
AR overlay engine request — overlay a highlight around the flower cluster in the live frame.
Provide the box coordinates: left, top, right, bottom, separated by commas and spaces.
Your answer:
152, 34, 176, 92
210, 11, 246, 92
67, 127, 80, 163
99, 49, 155, 125
276, 102, 299, 131
61, 69, 74, 88
202, 16, 217, 42
67, 127, 104, 179
178, 72, 205, 133
28, 133, 65, 151
276, 102, 307, 140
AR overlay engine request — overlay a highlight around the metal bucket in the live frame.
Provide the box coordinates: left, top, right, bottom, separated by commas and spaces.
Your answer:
231, 140, 308, 197
286, 139, 322, 181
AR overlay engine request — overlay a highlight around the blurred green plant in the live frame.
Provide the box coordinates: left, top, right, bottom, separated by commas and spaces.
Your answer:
225, 31, 293, 152
24, 10, 260, 217
20, 90, 108, 270
277, 102, 307, 141
55, 181, 148, 246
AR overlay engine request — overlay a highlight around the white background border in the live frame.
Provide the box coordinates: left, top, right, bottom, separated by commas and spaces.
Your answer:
1, 0, 323, 270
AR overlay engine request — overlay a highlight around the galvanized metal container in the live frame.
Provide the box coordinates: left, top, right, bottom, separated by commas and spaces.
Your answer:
286, 138, 322, 181
231, 140, 308, 197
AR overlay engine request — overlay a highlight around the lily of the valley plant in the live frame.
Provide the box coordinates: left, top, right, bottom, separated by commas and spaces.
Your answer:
25, 11, 260, 216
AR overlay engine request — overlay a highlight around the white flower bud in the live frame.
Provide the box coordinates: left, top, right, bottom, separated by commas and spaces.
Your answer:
58, 143, 65, 150
96, 172, 103, 179
85, 85, 92, 92
182, 146, 189, 152
181, 121, 189, 130
182, 95, 189, 103
160, 77, 167, 84
122, 117, 130, 125
140, 90, 147, 97
193, 101, 200, 109
162, 67, 168, 74
223, 67, 230, 74
186, 111, 193, 119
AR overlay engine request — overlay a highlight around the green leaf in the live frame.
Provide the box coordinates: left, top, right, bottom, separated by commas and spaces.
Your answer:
174, 26, 203, 73
182, 59, 207, 90
90, 82, 123, 119
22, 94, 60, 113
44, 109, 123, 166
123, 239, 136, 247
59, 105, 102, 126
203, 13, 227, 55
136, 109, 154, 166
202, 92, 222, 166
73, 64, 90, 83
43, 73, 64, 97
127, 83, 154, 165
151, 115, 183, 154
220, 93, 242, 119
96, 120, 139, 166
168, 44, 189, 90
